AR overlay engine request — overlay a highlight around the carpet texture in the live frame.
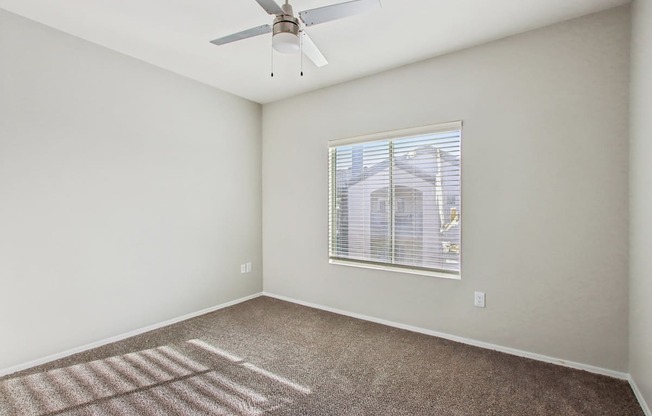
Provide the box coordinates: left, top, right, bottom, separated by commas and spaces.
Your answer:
0, 296, 644, 415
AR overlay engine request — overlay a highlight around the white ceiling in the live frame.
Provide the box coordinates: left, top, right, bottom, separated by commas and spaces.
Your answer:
0, 0, 628, 104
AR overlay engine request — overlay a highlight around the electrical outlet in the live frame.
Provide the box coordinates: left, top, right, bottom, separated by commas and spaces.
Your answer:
240, 262, 252, 274
474, 292, 486, 308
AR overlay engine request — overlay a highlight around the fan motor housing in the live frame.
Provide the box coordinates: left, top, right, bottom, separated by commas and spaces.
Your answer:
273, 14, 300, 37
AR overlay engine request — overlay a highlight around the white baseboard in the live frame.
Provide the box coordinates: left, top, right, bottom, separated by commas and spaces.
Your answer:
262, 292, 628, 381
629, 376, 652, 416
0, 292, 263, 378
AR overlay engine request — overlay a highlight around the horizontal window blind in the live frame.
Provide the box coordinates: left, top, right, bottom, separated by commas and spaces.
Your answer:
329, 122, 462, 276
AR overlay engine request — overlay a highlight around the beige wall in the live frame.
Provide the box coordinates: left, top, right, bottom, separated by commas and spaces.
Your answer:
0, 2, 638, 382
630, 0, 652, 409
263, 7, 631, 371
0, 10, 262, 371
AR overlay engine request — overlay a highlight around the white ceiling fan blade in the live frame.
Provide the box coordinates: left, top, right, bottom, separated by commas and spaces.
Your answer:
254, 0, 284, 15
299, 0, 381, 27
301, 31, 328, 67
210, 25, 272, 46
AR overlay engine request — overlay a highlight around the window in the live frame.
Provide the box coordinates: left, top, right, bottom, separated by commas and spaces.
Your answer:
328, 122, 462, 279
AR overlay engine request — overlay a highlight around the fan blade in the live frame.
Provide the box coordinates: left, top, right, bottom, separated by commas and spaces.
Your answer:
254, 0, 284, 15
210, 25, 272, 46
301, 31, 328, 67
299, 0, 381, 27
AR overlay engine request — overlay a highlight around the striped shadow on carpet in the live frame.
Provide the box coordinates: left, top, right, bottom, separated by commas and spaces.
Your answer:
0, 296, 644, 415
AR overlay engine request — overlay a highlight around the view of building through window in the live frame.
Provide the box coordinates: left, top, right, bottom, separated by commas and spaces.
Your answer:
329, 125, 461, 276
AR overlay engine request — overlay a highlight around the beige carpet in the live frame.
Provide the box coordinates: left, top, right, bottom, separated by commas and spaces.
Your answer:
0, 296, 644, 415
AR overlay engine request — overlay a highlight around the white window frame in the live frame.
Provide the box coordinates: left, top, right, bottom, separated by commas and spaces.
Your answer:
328, 121, 463, 280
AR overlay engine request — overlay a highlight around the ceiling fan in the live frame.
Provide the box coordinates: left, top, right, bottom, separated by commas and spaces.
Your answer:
210, 0, 381, 69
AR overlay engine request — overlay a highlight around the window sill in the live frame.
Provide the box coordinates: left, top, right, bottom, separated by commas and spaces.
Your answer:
329, 259, 461, 280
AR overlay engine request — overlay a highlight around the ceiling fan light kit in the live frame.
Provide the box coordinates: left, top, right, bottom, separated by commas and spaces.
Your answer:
211, 0, 381, 73
272, 3, 300, 54
272, 31, 300, 54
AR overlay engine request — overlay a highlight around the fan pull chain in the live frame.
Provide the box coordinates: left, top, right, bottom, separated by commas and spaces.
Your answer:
300, 32, 304, 77
271, 39, 274, 78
